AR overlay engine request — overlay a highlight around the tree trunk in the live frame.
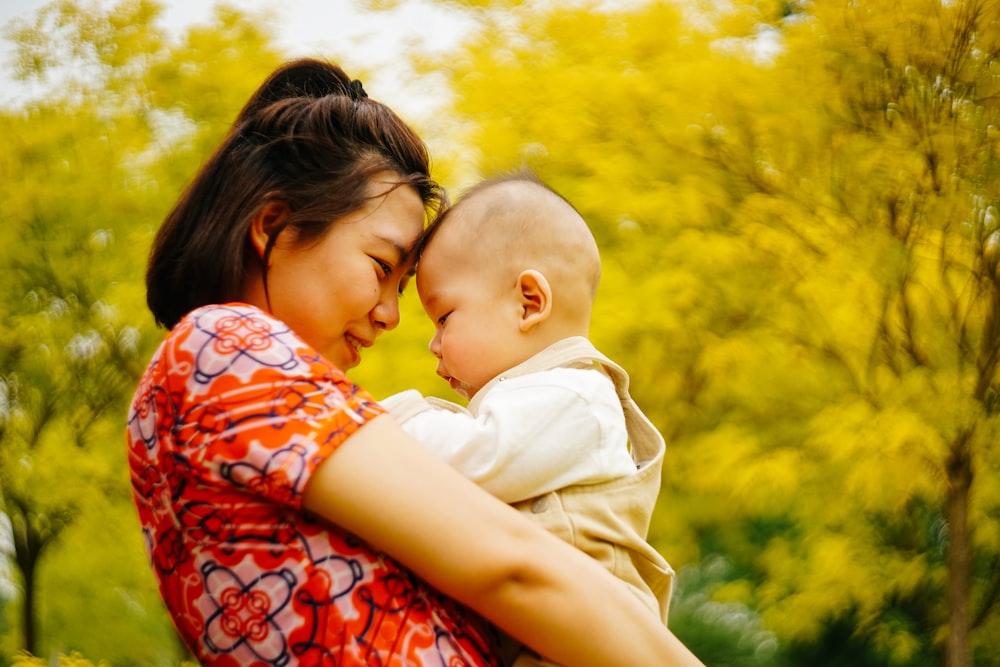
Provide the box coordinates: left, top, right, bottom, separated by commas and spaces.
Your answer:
945, 430, 973, 667
23, 557, 36, 657
11, 504, 40, 657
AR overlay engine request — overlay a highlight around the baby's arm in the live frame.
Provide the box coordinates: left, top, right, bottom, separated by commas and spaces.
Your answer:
382, 368, 636, 503
380, 388, 483, 454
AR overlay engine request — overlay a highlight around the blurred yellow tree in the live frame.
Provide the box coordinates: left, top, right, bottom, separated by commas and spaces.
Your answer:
4, 0, 997, 664
0, 0, 282, 661
424, 0, 1000, 665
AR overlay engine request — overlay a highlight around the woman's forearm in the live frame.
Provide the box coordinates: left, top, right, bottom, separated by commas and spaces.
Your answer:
305, 415, 705, 667
481, 521, 705, 666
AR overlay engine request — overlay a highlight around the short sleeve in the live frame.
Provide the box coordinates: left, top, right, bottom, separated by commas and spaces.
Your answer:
150, 304, 384, 509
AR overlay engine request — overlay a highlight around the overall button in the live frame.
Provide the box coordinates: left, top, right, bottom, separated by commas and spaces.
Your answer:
530, 497, 549, 513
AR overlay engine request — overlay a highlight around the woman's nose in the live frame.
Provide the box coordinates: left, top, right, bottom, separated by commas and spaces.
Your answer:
372, 291, 401, 331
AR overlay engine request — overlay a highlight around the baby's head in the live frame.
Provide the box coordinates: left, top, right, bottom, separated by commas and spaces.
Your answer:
415, 171, 601, 399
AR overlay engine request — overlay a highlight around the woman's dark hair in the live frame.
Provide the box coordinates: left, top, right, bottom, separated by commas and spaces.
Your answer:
146, 58, 444, 329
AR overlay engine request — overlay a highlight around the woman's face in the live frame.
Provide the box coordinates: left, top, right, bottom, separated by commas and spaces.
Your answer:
258, 174, 425, 370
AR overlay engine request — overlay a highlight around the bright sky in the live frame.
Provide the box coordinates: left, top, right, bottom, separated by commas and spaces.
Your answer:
0, 0, 474, 115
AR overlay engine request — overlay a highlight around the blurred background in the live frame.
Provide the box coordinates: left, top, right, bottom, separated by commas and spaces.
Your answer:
1, 0, 998, 665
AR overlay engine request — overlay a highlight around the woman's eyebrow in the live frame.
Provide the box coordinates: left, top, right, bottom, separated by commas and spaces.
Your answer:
374, 234, 416, 261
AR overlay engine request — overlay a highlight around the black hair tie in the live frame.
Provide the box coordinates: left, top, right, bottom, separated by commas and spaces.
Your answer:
349, 79, 368, 100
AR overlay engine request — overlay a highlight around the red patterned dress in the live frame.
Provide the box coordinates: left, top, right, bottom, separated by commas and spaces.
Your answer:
127, 303, 502, 667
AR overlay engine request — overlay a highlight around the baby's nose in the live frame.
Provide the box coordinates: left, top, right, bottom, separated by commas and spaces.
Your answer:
428, 331, 442, 358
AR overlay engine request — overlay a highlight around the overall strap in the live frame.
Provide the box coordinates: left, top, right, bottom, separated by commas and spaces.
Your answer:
469, 337, 665, 467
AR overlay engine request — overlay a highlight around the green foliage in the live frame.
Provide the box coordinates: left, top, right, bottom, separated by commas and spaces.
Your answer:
0, 0, 283, 662
0, 96, 158, 664
667, 556, 784, 667
9, 650, 199, 667
11, 651, 110, 667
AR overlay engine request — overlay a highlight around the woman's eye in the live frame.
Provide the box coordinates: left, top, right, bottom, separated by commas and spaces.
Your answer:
373, 258, 392, 276
396, 271, 415, 296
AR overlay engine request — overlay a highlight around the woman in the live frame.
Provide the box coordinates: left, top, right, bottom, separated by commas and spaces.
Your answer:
127, 58, 705, 667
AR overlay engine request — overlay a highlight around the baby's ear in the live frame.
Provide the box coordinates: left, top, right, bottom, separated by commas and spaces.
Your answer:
517, 269, 552, 332
249, 200, 290, 264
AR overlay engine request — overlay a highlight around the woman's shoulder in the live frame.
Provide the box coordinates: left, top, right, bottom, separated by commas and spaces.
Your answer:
176, 302, 279, 330
170, 303, 293, 344
163, 302, 330, 392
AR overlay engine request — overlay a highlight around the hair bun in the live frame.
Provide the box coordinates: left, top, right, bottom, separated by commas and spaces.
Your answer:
349, 79, 368, 100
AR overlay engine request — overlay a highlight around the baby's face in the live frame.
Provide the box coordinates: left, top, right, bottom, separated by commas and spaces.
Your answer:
416, 225, 531, 400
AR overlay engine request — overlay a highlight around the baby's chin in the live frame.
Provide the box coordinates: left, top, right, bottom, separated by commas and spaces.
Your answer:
448, 378, 476, 401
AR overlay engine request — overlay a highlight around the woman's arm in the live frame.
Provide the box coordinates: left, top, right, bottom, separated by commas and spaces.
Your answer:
303, 414, 705, 667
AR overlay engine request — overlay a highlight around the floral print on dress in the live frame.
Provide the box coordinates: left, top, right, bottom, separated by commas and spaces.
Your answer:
127, 304, 501, 667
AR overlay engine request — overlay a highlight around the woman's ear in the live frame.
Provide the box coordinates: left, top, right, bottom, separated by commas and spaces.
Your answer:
249, 200, 290, 264
517, 269, 552, 332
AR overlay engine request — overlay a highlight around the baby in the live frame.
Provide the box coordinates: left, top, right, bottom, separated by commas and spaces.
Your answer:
383, 171, 674, 663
